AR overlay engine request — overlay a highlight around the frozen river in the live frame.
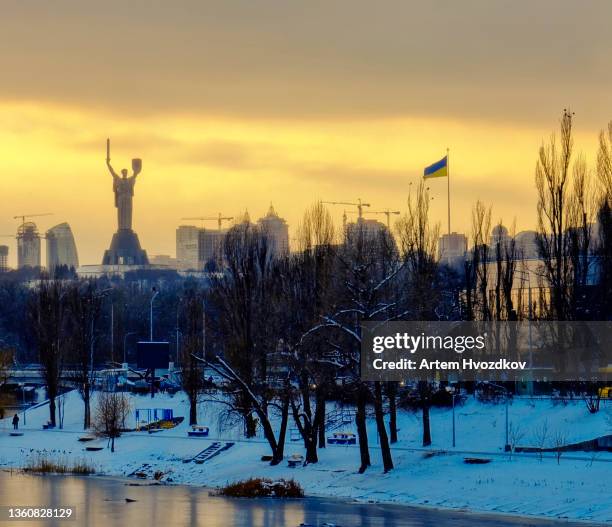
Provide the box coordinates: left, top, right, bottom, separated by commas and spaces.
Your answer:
0, 472, 599, 527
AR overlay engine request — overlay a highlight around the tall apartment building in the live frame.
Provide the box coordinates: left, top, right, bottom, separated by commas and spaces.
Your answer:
0, 245, 8, 272
176, 225, 201, 270
257, 204, 289, 257
198, 228, 227, 270
46, 222, 79, 271
346, 217, 387, 240
438, 232, 467, 268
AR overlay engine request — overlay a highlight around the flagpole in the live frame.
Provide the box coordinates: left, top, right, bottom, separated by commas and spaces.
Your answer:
447, 147, 451, 235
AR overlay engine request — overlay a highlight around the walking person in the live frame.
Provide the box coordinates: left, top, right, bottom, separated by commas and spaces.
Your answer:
12, 413, 19, 431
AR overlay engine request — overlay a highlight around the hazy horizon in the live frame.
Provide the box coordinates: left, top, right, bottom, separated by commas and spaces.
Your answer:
1, 1, 611, 266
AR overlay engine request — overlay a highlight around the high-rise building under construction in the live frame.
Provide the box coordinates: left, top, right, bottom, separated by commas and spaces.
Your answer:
17, 222, 41, 269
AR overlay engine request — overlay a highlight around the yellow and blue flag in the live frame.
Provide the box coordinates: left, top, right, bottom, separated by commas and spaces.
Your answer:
423, 156, 448, 179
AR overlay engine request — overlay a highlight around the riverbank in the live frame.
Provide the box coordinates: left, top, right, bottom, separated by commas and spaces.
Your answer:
1, 391, 610, 523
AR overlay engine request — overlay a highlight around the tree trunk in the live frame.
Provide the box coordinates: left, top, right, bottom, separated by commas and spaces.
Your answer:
83, 386, 90, 429
419, 381, 432, 446
49, 396, 57, 427
387, 382, 398, 443
305, 436, 318, 464
273, 395, 290, 464
316, 388, 326, 449
355, 385, 370, 473
374, 382, 394, 472
318, 419, 326, 449
290, 399, 319, 464
422, 404, 431, 446
260, 413, 281, 465
245, 413, 257, 438
111, 435, 115, 453
189, 394, 198, 425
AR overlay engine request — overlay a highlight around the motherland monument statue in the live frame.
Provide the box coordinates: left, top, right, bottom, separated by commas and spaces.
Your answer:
102, 139, 149, 266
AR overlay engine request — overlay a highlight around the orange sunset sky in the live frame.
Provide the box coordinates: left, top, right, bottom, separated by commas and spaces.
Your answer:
1, 1, 611, 266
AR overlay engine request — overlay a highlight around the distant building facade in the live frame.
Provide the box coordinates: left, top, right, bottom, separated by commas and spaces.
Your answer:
149, 254, 178, 268
176, 225, 201, 270
438, 232, 467, 268
198, 228, 227, 270
489, 224, 511, 249
346, 217, 387, 241
17, 222, 41, 268
257, 205, 289, 257
514, 230, 539, 259
46, 222, 79, 271
0, 245, 8, 272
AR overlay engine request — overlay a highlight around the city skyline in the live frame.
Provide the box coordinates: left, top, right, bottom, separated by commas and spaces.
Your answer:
1, 1, 611, 266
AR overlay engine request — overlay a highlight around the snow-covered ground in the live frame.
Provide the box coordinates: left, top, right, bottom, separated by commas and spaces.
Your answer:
1, 390, 611, 523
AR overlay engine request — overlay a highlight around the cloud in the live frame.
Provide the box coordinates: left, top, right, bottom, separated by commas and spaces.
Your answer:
1, 1, 611, 126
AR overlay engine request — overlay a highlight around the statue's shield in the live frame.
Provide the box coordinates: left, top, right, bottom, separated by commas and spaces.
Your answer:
132, 158, 142, 174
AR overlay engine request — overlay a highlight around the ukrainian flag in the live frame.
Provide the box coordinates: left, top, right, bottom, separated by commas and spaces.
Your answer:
423, 156, 448, 179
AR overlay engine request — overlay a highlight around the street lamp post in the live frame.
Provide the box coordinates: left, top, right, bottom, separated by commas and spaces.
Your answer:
488, 381, 510, 450
150, 288, 159, 341
110, 303, 114, 363
516, 269, 534, 395
451, 391, 457, 447
175, 298, 182, 366
505, 392, 509, 449
21, 384, 26, 426
202, 299, 206, 359
123, 331, 138, 364
88, 288, 113, 386
149, 288, 160, 400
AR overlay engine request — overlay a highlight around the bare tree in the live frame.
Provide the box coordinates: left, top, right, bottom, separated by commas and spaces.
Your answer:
64, 281, 104, 429
531, 419, 549, 461
180, 288, 205, 425
507, 422, 524, 460
535, 109, 575, 321
94, 391, 130, 453
396, 181, 440, 447
597, 121, 612, 205
275, 253, 332, 465
0, 346, 12, 386
535, 111, 601, 383
194, 353, 290, 465
566, 156, 594, 320
210, 220, 275, 438
286, 202, 338, 461
303, 217, 403, 473
552, 430, 567, 464
470, 201, 492, 321
595, 121, 612, 319
0, 346, 14, 419
29, 280, 67, 427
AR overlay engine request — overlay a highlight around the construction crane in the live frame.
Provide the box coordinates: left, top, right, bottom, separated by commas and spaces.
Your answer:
345, 209, 400, 229
365, 209, 401, 229
181, 213, 234, 230
321, 198, 370, 225
13, 213, 54, 226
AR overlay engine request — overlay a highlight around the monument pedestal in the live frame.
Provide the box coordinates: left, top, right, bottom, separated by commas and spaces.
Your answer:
103, 229, 149, 265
